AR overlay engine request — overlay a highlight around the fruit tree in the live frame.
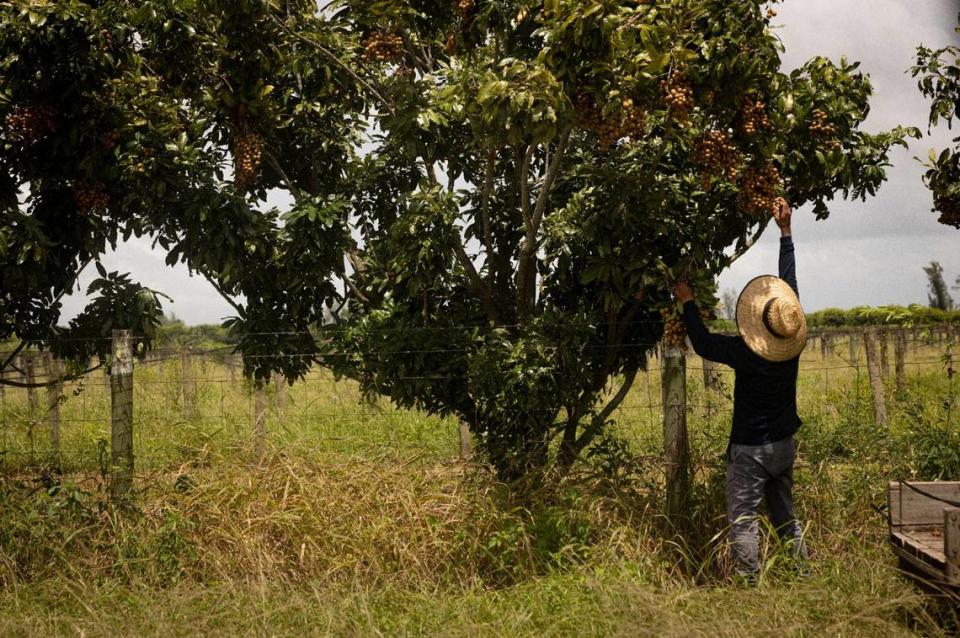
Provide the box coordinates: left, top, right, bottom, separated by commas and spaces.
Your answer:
324, 0, 915, 478
1, 1, 361, 378
913, 14, 960, 229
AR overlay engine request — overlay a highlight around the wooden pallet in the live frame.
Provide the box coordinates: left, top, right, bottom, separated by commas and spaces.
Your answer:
888, 481, 960, 587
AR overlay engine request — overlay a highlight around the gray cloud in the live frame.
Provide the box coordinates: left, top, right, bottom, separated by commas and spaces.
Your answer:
60, 1, 960, 324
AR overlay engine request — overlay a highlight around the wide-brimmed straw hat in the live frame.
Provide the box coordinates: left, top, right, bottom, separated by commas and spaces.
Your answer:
735, 275, 807, 362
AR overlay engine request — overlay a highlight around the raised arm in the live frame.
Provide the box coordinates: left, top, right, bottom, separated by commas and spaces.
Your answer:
774, 197, 798, 297
673, 281, 741, 368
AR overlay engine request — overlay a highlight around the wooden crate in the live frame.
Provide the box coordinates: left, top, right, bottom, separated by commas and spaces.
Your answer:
888, 481, 960, 586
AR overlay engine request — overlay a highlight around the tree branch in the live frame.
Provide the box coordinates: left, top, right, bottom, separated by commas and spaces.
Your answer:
729, 218, 770, 265
263, 147, 306, 203
480, 149, 496, 286
518, 145, 535, 236
573, 367, 639, 454
452, 240, 499, 324
269, 15, 395, 115
531, 126, 572, 233
0, 341, 26, 376
202, 272, 244, 315
343, 272, 370, 304
0, 362, 104, 388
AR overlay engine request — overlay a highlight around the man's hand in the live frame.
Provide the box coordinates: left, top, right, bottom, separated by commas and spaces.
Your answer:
773, 197, 792, 236
673, 280, 694, 304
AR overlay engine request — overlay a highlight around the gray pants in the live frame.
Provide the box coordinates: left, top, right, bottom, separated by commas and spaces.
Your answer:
726, 436, 807, 575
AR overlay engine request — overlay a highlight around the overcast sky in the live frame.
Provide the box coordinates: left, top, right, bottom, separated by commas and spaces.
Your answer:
59, 0, 960, 325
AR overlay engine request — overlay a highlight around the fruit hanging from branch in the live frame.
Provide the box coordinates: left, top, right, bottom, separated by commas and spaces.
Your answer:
808, 108, 841, 151
574, 91, 646, 150
233, 130, 263, 191
72, 181, 109, 216
4, 105, 57, 144
456, 0, 475, 20
660, 71, 694, 124
363, 31, 405, 63
738, 163, 783, 217
693, 129, 741, 184
737, 94, 770, 137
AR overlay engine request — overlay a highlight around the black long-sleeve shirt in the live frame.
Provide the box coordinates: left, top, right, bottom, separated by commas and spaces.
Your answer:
682, 237, 801, 445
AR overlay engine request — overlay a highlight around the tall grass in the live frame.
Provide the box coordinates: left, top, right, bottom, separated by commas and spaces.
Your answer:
0, 335, 958, 636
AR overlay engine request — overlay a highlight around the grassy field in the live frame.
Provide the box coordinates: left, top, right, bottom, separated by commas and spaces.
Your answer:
1, 333, 958, 637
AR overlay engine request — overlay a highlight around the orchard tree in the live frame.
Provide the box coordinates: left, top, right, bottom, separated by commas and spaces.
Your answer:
0, 1, 362, 379
913, 14, 960, 229
321, 0, 915, 478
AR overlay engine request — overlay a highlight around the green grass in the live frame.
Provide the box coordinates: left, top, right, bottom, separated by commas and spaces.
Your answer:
1, 336, 959, 636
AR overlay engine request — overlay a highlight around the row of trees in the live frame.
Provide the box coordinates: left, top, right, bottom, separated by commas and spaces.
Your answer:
0, 0, 941, 478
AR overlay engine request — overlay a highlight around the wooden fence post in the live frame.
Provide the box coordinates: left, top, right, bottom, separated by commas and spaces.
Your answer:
181, 349, 197, 421
458, 422, 472, 460
111, 330, 134, 501
879, 329, 889, 378
863, 329, 888, 429
273, 371, 287, 415
894, 329, 907, 396
820, 332, 829, 360
254, 381, 267, 460
702, 358, 721, 393
24, 354, 38, 413
45, 353, 63, 466
848, 331, 858, 365
662, 347, 690, 528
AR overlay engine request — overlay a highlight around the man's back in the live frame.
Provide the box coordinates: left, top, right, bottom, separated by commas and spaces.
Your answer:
681, 235, 802, 445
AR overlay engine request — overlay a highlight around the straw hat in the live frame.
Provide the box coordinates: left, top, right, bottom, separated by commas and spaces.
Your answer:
735, 275, 807, 362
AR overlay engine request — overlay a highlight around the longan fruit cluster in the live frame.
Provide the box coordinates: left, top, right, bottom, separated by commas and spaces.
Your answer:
809, 109, 841, 151
935, 196, 960, 229
72, 181, 109, 215
738, 164, 782, 217
4, 105, 57, 144
660, 72, 694, 123
363, 32, 404, 63
660, 307, 688, 350
233, 132, 263, 190
457, 0, 475, 18
99, 130, 120, 151
660, 307, 710, 350
738, 95, 770, 137
574, 92, 647, 150
693, 130, 741, 181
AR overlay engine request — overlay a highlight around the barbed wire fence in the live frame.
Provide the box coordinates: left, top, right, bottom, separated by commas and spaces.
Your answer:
0, 324, 956, 502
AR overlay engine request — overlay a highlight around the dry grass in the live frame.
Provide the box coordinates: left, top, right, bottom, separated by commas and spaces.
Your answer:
0, 335, 958, 636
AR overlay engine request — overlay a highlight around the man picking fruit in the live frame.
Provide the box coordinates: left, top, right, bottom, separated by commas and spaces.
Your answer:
673, 197, 808, 580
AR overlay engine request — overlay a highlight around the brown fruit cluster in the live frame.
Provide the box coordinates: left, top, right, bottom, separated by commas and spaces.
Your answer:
809, 109, 840, 151
72, 181, 109, 215
660, 72, 694, 123
660, 307, 688, 350
457, 0, 475, 18
575, 92, 646, 150
363, 32, 404, 63
936, 196, 960, 229
99, 130, 120, 151
233, 132, 263, 190
738, 164, 782, 217
4, 105, 57, 144
660, 307, 711, 350
738, 96, 770, 137
693, 130, 741, 182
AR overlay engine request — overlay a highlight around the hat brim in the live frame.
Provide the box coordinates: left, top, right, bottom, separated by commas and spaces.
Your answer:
736, 275, 807, 362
